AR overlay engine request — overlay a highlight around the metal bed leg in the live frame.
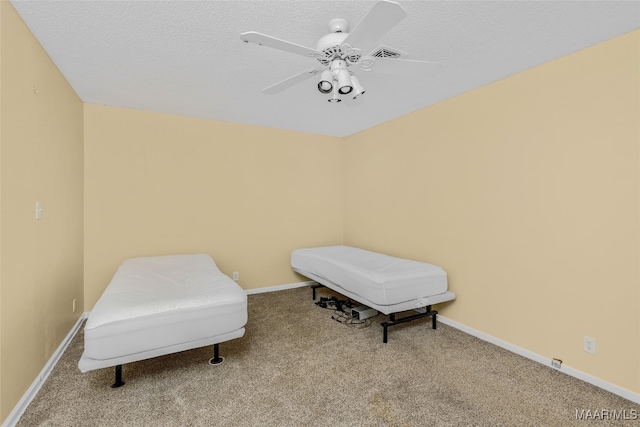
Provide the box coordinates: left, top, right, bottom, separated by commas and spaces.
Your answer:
429, 306, 437, 329
382, 314, 395, 344
111, 364, 125, 388
311, 283, 325, 300
209, 343, 224, 365
380, 308, 438, 343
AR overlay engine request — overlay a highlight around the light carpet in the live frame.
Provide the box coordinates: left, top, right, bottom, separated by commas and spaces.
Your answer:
16, 286, 640, 426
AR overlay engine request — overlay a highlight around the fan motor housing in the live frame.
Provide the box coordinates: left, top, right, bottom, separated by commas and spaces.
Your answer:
316, 32, 349, 53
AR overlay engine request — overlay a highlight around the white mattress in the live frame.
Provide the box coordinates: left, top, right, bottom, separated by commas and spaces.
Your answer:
291, 245, 454, 314
79, 254, 247, 372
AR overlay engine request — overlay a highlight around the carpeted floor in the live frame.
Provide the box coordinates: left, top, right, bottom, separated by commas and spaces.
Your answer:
16, 286, 640, 426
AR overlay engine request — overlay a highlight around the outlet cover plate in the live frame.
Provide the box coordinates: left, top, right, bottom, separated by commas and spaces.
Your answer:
584, 336, 596, 354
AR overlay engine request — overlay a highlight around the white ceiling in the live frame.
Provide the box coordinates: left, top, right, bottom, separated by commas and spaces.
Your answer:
10, 0, 640, 137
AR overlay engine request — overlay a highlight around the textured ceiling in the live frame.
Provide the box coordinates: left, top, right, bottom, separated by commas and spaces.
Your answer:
10, 0, 640, 137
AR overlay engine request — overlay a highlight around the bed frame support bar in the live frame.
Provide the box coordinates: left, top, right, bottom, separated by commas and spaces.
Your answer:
209, 343, 224, 365
381, 306, 437, 343
111, 364, 125, 388
312, 285, 439, 343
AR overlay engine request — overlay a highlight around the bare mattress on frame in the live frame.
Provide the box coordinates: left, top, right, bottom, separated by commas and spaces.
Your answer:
291, 245, 455, 315
78, 254, 247, 373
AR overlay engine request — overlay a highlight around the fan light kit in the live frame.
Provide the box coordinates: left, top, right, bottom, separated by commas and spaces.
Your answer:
240, 0, 439, 103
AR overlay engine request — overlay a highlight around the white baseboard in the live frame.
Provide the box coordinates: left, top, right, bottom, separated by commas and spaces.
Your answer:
245, 281, 313, 295
438, 315, 640, 405
2, 314, 87, 427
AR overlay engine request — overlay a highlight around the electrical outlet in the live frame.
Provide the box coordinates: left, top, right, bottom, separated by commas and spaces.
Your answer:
584, 336, 596, 354
551, 358, 562, 369
232, 272, 239, 281
72, 298, 77, 313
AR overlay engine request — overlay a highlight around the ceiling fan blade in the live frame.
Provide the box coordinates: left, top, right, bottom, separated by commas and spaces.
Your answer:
241, 31, 326, 60
342, 0, 407, 59
363, 57, 441, 76
262, 67, 326, 94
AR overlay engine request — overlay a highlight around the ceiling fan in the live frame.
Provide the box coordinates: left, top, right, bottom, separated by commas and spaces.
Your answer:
240, 0, 438, 103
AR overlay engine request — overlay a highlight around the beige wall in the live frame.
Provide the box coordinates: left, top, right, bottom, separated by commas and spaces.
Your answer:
0, 1, 84, 422
344, 30, 640, 394
83, 105, 343, 309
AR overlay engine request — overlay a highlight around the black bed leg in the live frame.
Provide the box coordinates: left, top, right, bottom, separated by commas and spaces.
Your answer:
111, 364, 125, 388
311, 284, 325, 300
209, 343, 224, 365
382, 314, 395, 343
424, 305, 436, 329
